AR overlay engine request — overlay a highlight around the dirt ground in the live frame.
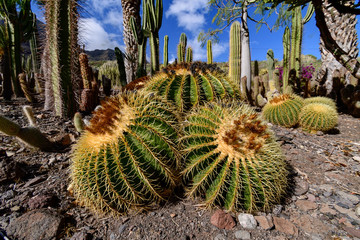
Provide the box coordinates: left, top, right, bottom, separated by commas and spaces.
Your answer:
0, 97, 360, 240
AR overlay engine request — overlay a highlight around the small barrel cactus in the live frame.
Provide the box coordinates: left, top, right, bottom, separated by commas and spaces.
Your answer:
181, 101, 288, 212
299, 103, 338, 132
262, 94, 304, 127
144, 62, 240, 111
304, 97, 336, 110
70, 91, 181, 214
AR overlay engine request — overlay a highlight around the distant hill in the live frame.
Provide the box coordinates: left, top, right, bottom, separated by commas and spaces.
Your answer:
85, 49, 116, 61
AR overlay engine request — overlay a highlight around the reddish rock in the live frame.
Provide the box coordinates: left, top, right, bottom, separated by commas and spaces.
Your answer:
254, 216, 274, 230
210, 209, 236, 230
273, 217, 298, 236
27, 194, 59, 210
319, 204, 337, 215
6, 209, 64, 240
291, 215, 331, 234
343, 227, 360, 238
295, 200, 317, 211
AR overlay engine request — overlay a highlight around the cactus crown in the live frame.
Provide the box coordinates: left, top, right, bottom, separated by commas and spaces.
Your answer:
269, 94, 292, 105
182, 101, 288, 212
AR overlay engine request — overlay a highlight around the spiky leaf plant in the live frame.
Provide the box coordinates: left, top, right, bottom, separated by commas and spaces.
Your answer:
70, 91, 181, 215
299, 103, 338, 132
144, 62, 240, 111
181, 101, 288, 212
262, 94, 304, 127
303, 97, 336, 110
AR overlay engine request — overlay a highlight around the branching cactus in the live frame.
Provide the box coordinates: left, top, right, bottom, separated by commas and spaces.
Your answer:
262, 94, 304, 127
177, 33, 187, 64
186, 47, 193, 63
144, 62, 240, 111
70, 91, 181, 215
181, 101, 288, 212
299, 103, 338, 132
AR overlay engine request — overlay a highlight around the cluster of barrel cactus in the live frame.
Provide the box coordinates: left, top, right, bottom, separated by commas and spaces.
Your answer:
262, 94, 338, 132
70, 61, 289, 215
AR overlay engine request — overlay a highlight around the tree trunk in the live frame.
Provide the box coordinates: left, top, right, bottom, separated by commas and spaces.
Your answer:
316, 0, 359, 93
313, 0, 360, 80
121, 0, 141, 83
241, 2, 252, 93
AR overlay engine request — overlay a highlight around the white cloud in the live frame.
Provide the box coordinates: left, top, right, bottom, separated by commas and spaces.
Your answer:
79, 18, 122, 51
166, 0, 208, 33
87, 0, 121, 16
103, 10, 123, 31
187, 37, 228, 62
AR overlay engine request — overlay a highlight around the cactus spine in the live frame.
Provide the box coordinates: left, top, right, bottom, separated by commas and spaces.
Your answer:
70, 91, 180, 214
115, 47, 127, 87
207, 40, 213, 64
163, 35, 169, 67
262, 94, 304, 127
182, 101, 288, 212
299, 103, 338, 132
303, 97, 337, 110
186, 47, 193, 63
229, 21, 241, 92
282, 27, 290, 90
290, 6, 303, 77
144, 62, 240, 111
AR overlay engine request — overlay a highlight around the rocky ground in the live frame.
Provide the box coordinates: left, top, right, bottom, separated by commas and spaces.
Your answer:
0, 98, 360, 240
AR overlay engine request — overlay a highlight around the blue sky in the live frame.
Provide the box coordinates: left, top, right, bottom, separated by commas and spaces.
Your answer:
32, 0, 360, 62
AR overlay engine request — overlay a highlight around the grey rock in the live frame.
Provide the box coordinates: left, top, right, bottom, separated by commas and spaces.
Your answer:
323, 191, 332, 197
70, 231, 92, 240
234, 230, 251, 239
337, 191, 360, 205
214, 233, 227, 240
294, 178, 309, 195
311, 234, 324, 240
336, 201, 351, 209
6, 209, 64, 240
356, 205, 360, 217
237, 214, 257, 229
2, 190, 15, 200
272, 205, 283, 215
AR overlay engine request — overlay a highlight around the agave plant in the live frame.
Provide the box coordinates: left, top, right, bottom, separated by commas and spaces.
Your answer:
181, 101, 288, 212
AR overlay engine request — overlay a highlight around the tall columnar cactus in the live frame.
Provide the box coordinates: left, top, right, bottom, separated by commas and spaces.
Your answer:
186, 47, 193, 63
144, 62, 240, 111
207, 40, 213, 64
254, 60, 259, 77
99, 61, 120, 87
229, 21, 241, 91
177, 33, 187, 64
44, 0, 80, 118
115, 47, 127, 87
146, 0, 163, 74
182, 101, 288, 212
262, 94, 304, 127
266, 49, 275, 81
70, 91, 180, 214
79, 53, 92, 89
290, 6, 303, 77
299, 103, 338, 132
282, 26, 290, 90
163, 35, 169, 67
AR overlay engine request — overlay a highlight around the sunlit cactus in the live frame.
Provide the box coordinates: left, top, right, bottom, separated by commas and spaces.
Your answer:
144, 62, 240, 111
262, 94, 304, 127
181, 101, 288, 212
70, 91, 181, 215
299, 103, 338, 132
303, 96, 336, 110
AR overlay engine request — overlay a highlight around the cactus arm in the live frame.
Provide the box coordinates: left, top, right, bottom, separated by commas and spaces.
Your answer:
229, 21, 241, 90
163, 35, 168, 67
266, 49, 275, 81
207, 40, 213, 64
303, 2, 314, 24
23, 105, 36, 126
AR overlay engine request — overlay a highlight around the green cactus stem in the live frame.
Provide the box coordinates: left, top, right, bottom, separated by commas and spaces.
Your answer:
115, 47, 127, 87
0, 115, 56, 151
186, 47, 193, 63
163, 35, 169, 67
229, 21, 241, 95
23, 105, 36, 126
266, 49, 275, 81
73, 112, 85, 133
182, 101, 288, 212
299, 103, 338, 132
70, 91, 180, 215
290, 6, 303, 77
207, 40, 213, 64
79, 53, 93, 89
177, 33, 187, 64
144, 62, 240, 111
262, 94, 304, 127
282, 27, 290, 90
